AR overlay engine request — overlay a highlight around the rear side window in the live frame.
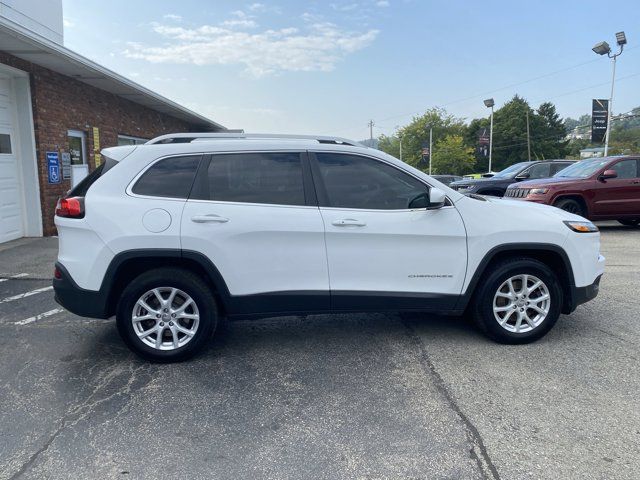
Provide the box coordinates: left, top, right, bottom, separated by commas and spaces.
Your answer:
68, 158, 118, 197
132, 155, 201, 199
526, 163, 551, 179
197, 152, 306, 206
550, 162, 571, 175
315, 153, 428, 210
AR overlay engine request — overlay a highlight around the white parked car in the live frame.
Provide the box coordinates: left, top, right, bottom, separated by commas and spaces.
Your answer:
53, 133, 605, 362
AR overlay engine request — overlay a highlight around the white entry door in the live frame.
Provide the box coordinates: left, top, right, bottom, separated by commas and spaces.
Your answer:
0, 75, 24, 243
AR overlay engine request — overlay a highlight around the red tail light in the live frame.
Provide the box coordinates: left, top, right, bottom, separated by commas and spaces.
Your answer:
55, 197, 85, 218
54, 266, 62, 279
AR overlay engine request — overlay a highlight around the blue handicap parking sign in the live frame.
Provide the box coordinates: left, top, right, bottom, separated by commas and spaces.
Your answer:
47, 151, 61, 184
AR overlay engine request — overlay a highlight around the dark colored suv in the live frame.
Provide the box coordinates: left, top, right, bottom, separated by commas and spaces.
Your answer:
504, 156, 640, 225
449, 160, 575, 197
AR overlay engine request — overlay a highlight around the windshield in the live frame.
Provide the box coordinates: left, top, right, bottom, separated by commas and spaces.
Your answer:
492, 162, 531, 178
553, 158, 609, 178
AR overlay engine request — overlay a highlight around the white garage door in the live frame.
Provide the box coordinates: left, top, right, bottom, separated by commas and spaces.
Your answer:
0, 75, 24, 243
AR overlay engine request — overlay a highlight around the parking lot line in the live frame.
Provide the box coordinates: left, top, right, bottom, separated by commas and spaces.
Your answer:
15, 308, 64, 325
0, 273, 29, 283
0, 286, 53, 304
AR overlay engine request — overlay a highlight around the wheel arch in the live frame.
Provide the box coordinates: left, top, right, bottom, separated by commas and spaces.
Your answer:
553, 194, 589, 218
101, 249, 231, 317
457, 243, 576, 315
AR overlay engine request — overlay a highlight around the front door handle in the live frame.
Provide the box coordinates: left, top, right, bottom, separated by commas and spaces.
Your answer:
191, 214, 229, 223
332, 218, 366, 227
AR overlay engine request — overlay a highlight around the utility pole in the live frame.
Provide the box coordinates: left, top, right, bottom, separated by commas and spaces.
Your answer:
429, 127, 433, 175
368, 120, 374, 145
484, 98, 495, 173
526, 110, 531, 161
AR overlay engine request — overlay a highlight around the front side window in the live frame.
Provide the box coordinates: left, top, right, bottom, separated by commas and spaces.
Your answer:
524, 163, 551, 179
132, 155, 201, 199
611, 159, 638, 179
200, 152, 306, 206
315, 153, 428, 210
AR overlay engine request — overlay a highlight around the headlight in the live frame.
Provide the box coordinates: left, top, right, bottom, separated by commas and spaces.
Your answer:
529, 188, 548, 195
563, 221, 598, 233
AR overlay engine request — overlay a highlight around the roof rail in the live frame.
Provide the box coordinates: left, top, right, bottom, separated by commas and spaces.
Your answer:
145, 132, 365, 147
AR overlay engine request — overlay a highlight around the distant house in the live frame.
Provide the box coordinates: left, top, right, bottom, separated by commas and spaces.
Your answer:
580, 147, 605, 159
0, 0, 226, 244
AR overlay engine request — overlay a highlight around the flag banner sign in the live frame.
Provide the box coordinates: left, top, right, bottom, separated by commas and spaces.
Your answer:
592, 99, 608, 143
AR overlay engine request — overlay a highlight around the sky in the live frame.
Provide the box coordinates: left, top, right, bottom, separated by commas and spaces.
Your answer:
61, 0, 640, 140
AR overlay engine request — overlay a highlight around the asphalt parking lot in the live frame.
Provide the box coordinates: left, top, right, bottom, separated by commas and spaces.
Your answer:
1, 223, 639, 480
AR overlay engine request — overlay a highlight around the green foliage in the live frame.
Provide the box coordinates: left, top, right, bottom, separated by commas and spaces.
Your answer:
377, 107, 467, 171
431, 135, 476, 175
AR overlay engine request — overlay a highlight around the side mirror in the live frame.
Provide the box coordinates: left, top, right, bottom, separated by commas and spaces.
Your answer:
427, 187, 446, 210
599, 169, 617, 181
515, 171, 530, 180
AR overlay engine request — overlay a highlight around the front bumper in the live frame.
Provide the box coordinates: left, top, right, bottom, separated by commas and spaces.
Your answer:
563, 274, 602, 314
53, 262, 111, 319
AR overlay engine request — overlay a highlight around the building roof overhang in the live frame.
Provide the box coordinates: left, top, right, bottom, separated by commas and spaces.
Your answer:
0, 16, 225, 131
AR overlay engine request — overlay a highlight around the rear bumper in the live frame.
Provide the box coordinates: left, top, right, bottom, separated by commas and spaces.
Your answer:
53, 262, 110, 319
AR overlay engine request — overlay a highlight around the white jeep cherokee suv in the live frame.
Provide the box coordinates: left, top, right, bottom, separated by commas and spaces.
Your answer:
53, 133, 605, 362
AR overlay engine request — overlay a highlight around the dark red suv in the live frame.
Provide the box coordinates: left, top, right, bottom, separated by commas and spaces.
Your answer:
504, 156, 640, 226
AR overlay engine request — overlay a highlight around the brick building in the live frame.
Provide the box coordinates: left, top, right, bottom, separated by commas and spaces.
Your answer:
0, 0, 225, 243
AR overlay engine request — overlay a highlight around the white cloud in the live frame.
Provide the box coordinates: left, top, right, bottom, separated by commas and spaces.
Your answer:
247, 3, 266, 11
124, 19, 378, 77
163, 13, 183, 21
376, 0, 390, 6
63, 17, 75, 28
220, 18, 258, 29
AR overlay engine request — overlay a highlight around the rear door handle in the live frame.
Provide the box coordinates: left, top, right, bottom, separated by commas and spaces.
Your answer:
191, 214, 229, 223
332, 218, 366, 227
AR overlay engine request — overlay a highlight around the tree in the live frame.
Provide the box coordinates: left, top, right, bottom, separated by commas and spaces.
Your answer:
431, 135, 476, 175
465, 96, 568, 171
378, 107, 467, 171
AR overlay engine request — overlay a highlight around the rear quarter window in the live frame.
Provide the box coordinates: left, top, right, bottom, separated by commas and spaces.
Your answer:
132, 155, 201, 199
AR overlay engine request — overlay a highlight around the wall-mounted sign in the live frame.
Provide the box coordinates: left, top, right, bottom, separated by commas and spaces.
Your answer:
591, 99, 609, 143
92, 127, 101, 167
61, 152, 71, 179
46, 151, 61, 184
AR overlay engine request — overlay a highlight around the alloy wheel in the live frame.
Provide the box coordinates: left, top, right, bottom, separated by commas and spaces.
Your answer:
493, 274, 550, 333
132, 287, 200, 350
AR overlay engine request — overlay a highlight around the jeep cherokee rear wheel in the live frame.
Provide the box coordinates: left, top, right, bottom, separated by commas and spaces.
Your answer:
116, 268, 217, 362
472, 258, 562, 344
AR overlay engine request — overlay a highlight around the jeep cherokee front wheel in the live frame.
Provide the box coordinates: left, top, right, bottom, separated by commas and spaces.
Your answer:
473, 258, 562, 344
116, 268, 217, 362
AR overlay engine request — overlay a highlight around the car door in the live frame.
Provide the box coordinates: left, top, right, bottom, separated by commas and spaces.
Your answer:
310, 151, 467, 311
181, 151, 329, 313
592, 158, 640, 216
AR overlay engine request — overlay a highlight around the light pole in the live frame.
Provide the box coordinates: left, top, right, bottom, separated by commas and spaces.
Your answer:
484, 98, 495, 172
592, 31, 626, 156
428, 127, 433, 175
396, 126, 402, 161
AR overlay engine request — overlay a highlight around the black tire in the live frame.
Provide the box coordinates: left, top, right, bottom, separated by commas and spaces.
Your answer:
618, 219, 640, 227
554, 198, 585, 217
116, 267, 217, 362
472, 258, 562, 344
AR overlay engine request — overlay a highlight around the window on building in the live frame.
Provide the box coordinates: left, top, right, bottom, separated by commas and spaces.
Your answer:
118, 135, 148, 146
132, 155, 201, 199
0, 134, 11, 154
315, 153, 428, 210
67, 130, 87, 165
198, 152, 306, 206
